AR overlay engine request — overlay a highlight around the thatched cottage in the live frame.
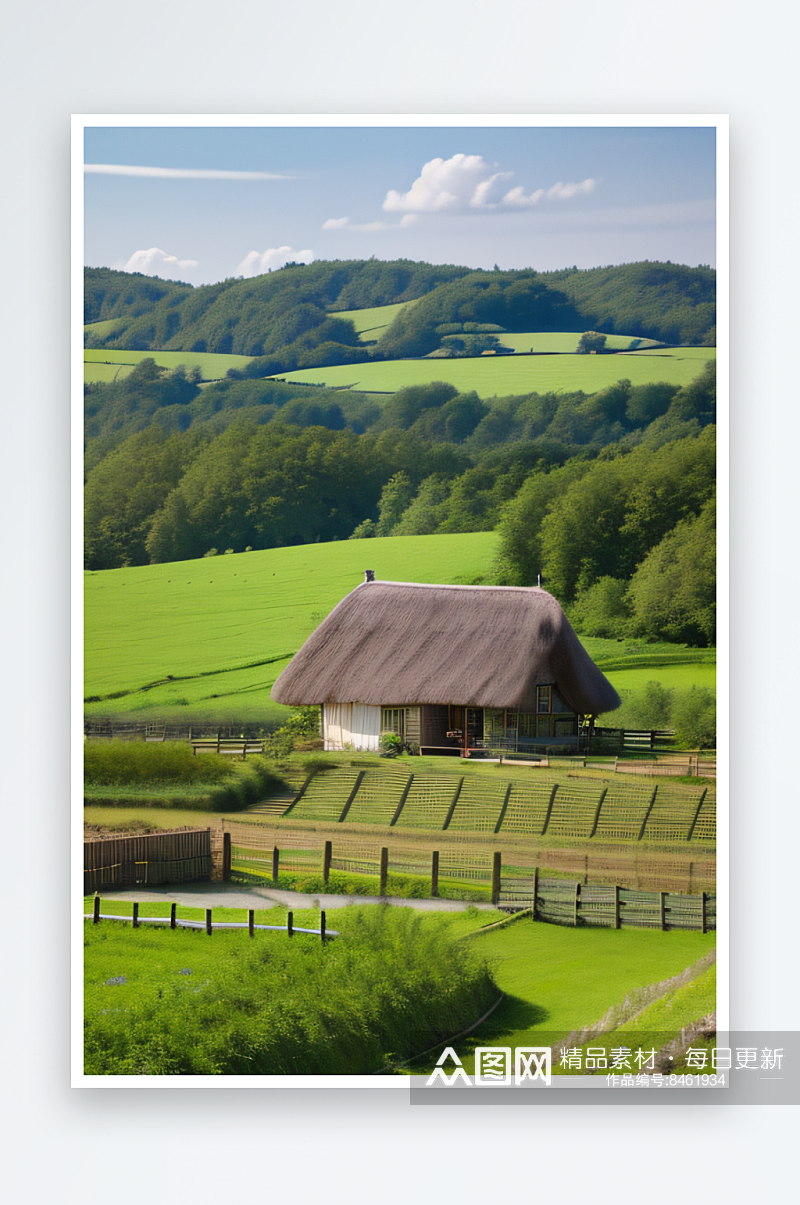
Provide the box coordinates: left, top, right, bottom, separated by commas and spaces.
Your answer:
271, 576, 621, 756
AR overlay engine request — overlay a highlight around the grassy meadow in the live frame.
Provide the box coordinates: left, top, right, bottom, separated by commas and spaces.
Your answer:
410, 919, 716, 1076
330, 299, 420, 339
270, 347, 715, 397
84, 534, 715, 725
83, 903, 499, 1075
82, 898, 714, 1076
84, 533, 499, 724
84, 347, 255, 384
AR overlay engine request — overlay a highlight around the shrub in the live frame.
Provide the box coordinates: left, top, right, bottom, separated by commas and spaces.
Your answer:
84, 906, 498, 1074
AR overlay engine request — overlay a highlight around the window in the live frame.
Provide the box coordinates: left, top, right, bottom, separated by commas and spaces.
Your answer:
537, 685, 552, 714
381, 708, 405, 738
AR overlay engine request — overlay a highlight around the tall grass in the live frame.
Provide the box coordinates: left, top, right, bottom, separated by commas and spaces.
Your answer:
84, 906, 497, 1075
84, 742, 289, 811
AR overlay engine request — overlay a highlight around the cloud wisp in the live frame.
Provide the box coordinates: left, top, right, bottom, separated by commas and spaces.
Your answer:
121, 248, 199, 281
322, 215, 417, 232
323, 154, 598, 231
85, 164, 294, 180
237, 247, 315, 276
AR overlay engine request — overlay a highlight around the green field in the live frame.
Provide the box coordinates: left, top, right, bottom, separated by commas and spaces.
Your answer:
83, 903, 499, 1075
84, 534, 715, 724
84, 348, 255, 384
84, 533, 499, 723
495, 332, 662, 353
270, 347, 716, 397
411, 919, 716, 1075
330, 299, 420, 340
84, 318, 125, 338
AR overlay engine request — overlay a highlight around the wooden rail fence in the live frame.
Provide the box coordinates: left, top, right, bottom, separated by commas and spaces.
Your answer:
85, 896, 336, 940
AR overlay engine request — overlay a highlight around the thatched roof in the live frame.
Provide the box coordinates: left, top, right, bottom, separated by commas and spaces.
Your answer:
272, 580, 620, 715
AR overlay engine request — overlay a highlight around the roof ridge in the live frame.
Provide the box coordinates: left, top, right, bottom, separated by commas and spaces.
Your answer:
357, 581, 549, 595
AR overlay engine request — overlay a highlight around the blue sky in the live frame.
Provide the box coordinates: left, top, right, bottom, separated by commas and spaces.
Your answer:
83, 123, 716, 286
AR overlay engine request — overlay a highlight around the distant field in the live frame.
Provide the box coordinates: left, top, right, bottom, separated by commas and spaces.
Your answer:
609, 664, 716, 695
620, 346, 715, 359
84, 532, 499, 724
271, 348, 716, 397
84, 362, 135, 383
495, 332, 662, 353
84, 318, 125, 338
330, 299, 420, 340
84, 348, 255, 384
580, 637, 716, 696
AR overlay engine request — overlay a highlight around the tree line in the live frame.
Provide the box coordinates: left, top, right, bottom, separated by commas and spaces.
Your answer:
84, 259, 716, 375
85, 357, 716, 647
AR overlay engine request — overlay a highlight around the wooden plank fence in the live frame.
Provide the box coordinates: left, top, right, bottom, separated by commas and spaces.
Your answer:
499, 874, 715, 932
84, 827, 213, 892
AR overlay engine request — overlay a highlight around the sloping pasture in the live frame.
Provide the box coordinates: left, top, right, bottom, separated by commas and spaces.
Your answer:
84, 532, 498, 724
84, 348, 255, 383
270, 347, 716, 397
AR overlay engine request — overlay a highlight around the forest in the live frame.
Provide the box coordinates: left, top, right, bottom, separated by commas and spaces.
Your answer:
84, 258, 717, 648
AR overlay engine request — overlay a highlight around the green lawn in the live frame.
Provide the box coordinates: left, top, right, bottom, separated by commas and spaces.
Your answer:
411, 920, 716, 1075
270, 348, 716, 397
84, 532, 499, 723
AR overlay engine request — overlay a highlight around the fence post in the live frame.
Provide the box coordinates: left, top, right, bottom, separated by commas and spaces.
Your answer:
93, 894, 100, 925
574, 882, 581, 927
614, 885, 621, 930
323, 840, 332, 888
287, 911, 294, 938
701, 892, 707, 934
541, 784, 559, 835
272, 846, 280, 884
660, 892, 667, 931
380, 847, 389, 897
491, 851, 501, 906
206, 909, 212, 936
431, 851, 439, 898
132, 902, 139, 929
170, 902, 177, 930
248, 909, 254, 938
223, 831, 231, 881
321, 910, 326, 944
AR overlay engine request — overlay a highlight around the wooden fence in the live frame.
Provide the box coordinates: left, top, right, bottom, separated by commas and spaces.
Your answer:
84, 828, 213, 893
222, 820, 716, 898
499, 874, 715, 932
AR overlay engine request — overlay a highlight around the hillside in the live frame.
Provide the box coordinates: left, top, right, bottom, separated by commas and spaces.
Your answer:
83, 260, 716, 372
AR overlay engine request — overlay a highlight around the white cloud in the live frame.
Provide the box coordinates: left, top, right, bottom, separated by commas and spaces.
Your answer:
321, 215, 417, 232
383, 154, 507, 213
121, 247, 199, 281
236, 246, 314, 276
503, 185, 546, 208
85, 163, 293, 180
382, 154, 598, 215
547, 179, 597, 200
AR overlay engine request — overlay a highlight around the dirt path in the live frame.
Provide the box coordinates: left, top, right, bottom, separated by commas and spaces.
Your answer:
95, 881, 500, 913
